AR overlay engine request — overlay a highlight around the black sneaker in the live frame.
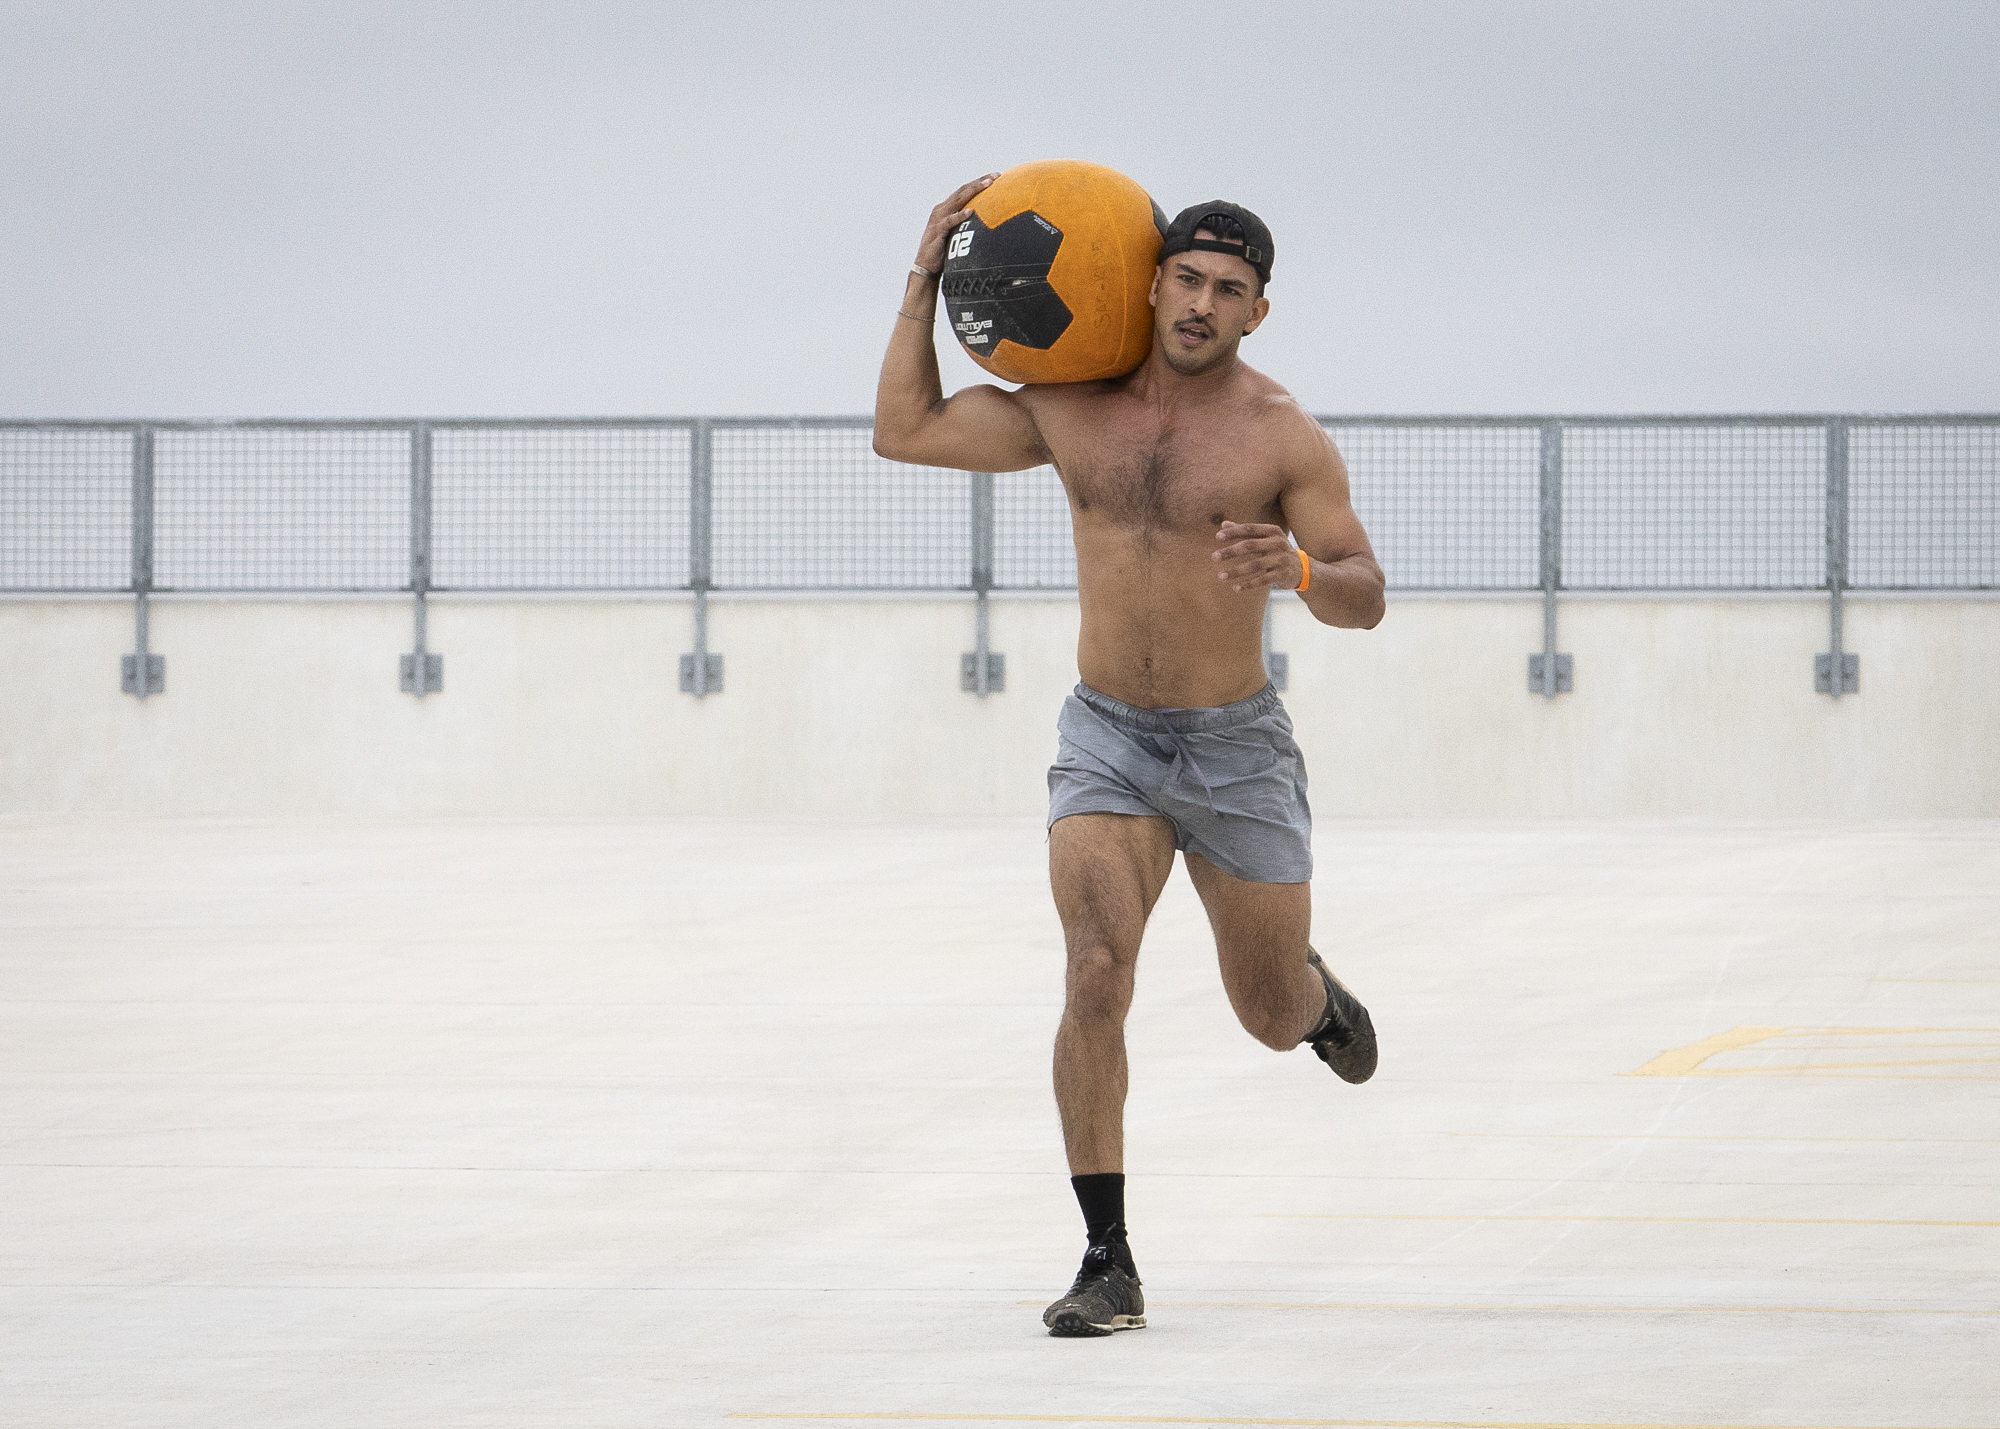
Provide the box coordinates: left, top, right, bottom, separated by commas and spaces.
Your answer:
1305, 946, 1377, 1084
1042, 1242, 1146, 1337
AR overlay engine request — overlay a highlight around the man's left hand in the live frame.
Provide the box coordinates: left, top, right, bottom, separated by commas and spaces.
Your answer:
1212, 521, 1304, 592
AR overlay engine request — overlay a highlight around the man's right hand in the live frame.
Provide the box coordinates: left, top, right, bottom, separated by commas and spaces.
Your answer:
915, 174, 998, 276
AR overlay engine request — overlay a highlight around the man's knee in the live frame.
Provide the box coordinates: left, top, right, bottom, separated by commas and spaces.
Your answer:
1219, 940, 1315, 1050
1237, 1001, 1302, 1051
1063, 938, 1136, 1026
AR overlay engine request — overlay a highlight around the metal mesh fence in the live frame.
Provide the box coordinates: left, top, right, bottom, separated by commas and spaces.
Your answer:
1329, 423, 1541, 590
433, 425, 693, 590
1561, 423, 1827, 590
711, 423, 969, 589
154, 428, 409, 592
2, 416, 1994, 597
1850, 422, 1999, 590
0, 428, 132, 592
994, 465, 1074, 589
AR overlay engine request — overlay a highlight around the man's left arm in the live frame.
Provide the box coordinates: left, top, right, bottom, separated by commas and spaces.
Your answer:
1212, 412, 1385, 629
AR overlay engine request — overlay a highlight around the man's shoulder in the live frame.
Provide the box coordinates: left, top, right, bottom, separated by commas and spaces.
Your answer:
1016, 376, 1130, 414
1228, 365, 1325, 440
1013, 378, 1137, 450
1225, 360, 1298, 409
1222, 367, 1344, 485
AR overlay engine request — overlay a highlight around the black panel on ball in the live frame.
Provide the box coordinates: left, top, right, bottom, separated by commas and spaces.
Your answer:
940, 210, 1073, 355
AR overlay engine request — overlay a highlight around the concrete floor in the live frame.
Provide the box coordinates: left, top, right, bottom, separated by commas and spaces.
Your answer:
2, 815, 1996, 1428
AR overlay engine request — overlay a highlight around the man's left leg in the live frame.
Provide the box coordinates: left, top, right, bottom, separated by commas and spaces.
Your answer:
1184, 854, 1378, 1079
1182, 854, 1323, 1047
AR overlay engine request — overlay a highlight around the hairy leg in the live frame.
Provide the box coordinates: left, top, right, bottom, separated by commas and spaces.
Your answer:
1049, 813, 1178, 1174
1183, 853, 1323, 1050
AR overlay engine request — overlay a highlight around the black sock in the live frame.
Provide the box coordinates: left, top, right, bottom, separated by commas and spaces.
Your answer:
1071, 1173, 1133, 1270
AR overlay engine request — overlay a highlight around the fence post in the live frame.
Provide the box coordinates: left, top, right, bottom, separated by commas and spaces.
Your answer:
1528, 420, 1571, 696
680, 418, 723, 695
1261, 602, 1289, 690
399, 422, 443, 696
1815, 418, 1859, 696
960, 470, 1005, 694
120, 426, 165, 697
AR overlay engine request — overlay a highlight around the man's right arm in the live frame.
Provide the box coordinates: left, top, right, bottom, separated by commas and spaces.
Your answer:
872, 175, 1050, 474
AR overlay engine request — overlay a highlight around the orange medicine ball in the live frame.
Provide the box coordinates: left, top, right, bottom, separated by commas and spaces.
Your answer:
941, 159, 1167, 385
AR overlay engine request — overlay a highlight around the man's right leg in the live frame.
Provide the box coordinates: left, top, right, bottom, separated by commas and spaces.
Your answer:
1050, 812, 1178, 1174
1043, 812, 1176, 1337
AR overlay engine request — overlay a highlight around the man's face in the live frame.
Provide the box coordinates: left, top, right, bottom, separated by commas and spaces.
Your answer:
1147, 237, 1269, 377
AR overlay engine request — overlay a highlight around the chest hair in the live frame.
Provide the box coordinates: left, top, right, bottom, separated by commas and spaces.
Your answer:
1070, 434, 1228, 536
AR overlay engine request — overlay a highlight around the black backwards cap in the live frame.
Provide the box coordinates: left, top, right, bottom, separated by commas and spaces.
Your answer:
1159, 200, 1274, 286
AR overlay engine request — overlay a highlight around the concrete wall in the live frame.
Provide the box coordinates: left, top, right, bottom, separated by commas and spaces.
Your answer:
3, 593, 1995, 817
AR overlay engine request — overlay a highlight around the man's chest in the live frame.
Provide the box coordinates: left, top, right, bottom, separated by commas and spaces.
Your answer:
1046, 417, 1284, 531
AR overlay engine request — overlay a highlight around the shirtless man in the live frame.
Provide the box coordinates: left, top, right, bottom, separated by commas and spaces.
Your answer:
873, 175, 1386, 1338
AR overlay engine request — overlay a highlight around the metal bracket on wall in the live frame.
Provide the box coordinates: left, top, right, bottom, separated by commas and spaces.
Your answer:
400, 651, 444, 694
401, 424, 444, 697
121, 653, 166, 695
1814, 652, 1859, 695
1261, 602, 1288, 691
679, 589, 725, 694
681, 421, 725, 697
960, 648, 1006, 693
961, 592, 1006, 694
399, 581, 443, 692
1528, 652, 1573, 694
121, 610, 166, 696
960, 472, 1005, 695
1529, 421, 1573, 698
680, 652, 726, 693
122, 428, 165, 697
681, 593, 725, 696
1815, 418, 1860, 697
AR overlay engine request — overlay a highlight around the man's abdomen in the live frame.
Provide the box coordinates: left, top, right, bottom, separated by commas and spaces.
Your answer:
1072, 544, 1272, 710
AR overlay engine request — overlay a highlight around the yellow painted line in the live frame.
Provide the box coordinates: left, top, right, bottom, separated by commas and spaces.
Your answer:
1625, 1026, 2000, 1076
729, 1414, 1998, 1428
1625, 1027, 1787, 1076
1680, 1059, 2000, 1075
1015, 1300, 1999, 1316
1452, 1133, 2000, 1144
1676, 1074, 2000, 1082
1774, 1042, 2000, 1050
1261, 1214, 2000, 1227
1759, 1026, 2000, 1033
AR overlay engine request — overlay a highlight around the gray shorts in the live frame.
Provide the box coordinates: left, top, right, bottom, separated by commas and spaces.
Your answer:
1046, 682, 1313, 884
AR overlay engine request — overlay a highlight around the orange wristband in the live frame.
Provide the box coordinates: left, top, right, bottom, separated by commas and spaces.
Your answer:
1295, 548, 1311, 592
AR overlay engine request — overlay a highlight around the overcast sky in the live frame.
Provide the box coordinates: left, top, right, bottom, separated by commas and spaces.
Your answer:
4, 0, 1996, 419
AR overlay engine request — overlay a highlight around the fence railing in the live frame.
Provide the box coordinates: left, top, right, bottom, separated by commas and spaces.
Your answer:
4, 414, 1994, 700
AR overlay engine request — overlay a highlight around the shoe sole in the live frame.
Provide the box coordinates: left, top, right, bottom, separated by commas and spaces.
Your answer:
1046, 1312, 1146, 1337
